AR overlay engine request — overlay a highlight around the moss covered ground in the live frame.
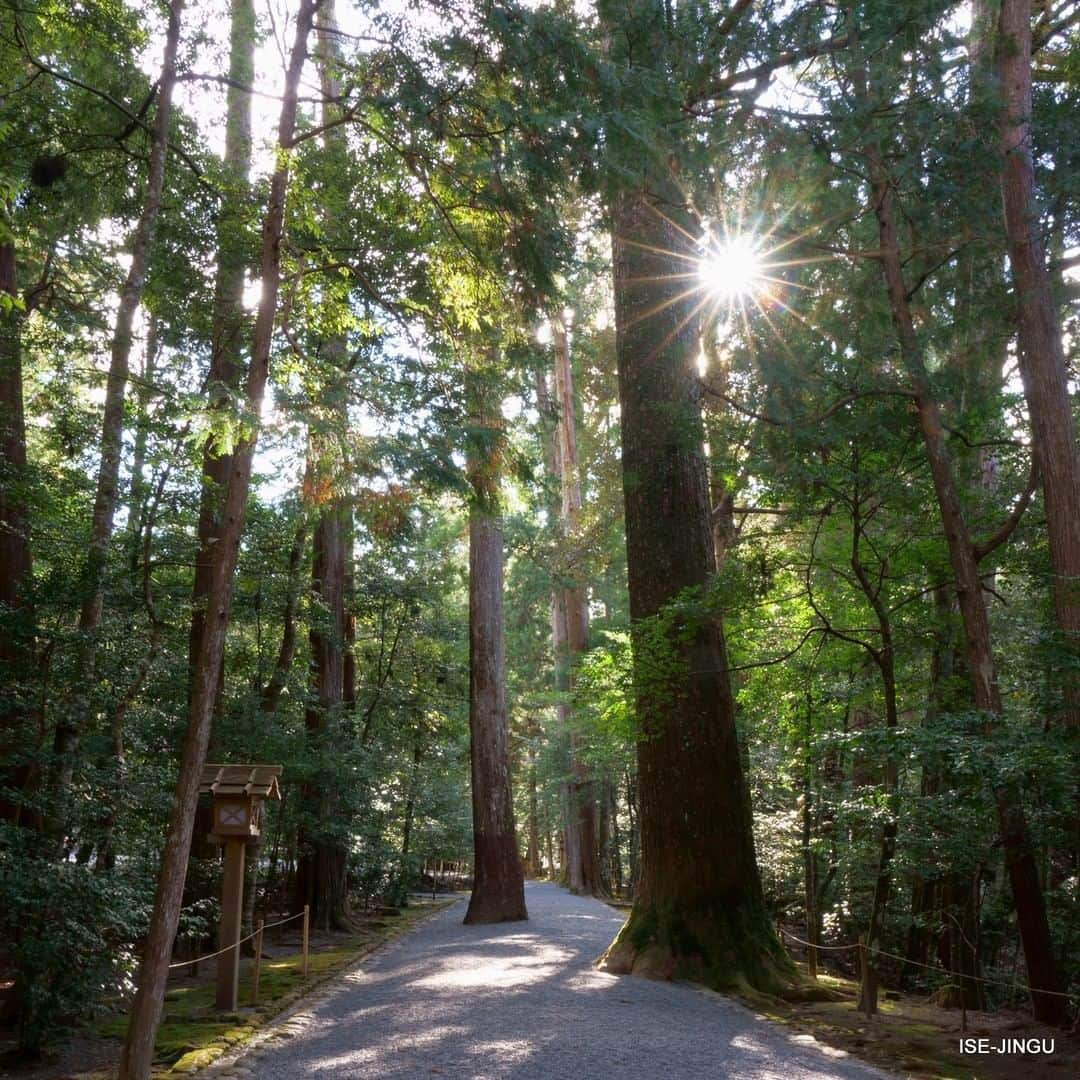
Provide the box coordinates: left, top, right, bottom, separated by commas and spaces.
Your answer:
733, 970, 1078, 1080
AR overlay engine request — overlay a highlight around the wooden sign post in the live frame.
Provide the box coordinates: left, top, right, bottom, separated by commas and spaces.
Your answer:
199, 764, 282, 1012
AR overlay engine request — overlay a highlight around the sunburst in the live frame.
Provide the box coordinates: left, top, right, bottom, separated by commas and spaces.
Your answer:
697, 233, 768, 301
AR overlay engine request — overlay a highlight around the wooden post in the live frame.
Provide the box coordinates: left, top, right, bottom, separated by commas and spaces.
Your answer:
216, 838, 246, 1011
252, 919, 264, 1006
302, 903, 310, 978
858, 935, 878, 1017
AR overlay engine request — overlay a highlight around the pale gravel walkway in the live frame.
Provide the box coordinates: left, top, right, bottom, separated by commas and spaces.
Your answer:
219, 882, 891, 1079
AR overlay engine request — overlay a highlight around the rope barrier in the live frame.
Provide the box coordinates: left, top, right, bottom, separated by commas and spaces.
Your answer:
777, 928, 858, 952
777, 927, 1076, 1001
168, 909, 306, 970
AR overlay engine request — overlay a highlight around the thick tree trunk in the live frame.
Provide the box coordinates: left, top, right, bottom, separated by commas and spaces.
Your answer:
463, 363, 526, 924
997, 0, 1080, 720
597, 183, 790, 990
864, 117, 1066, 1025
48, 0, 184, 842
118, 6, 320, 1076
464, 504, 527, 923
189, 0, 255, 715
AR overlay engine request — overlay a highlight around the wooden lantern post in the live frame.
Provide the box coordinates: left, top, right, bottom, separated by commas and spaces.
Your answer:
199, 764, 282, 1011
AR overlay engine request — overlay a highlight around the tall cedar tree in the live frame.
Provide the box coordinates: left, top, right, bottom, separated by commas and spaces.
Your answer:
852, 34, 1066, 1024
119, 3, 322, 1074
293, 0, 354, 932
189, 0, 255, 715
996, 0, 1080, 720
595, 0, 791, 990
549, 315, 601, 894
463, 358, 527, 924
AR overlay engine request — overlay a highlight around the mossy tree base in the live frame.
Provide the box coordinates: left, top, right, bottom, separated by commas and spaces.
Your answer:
597, 899, 798, 998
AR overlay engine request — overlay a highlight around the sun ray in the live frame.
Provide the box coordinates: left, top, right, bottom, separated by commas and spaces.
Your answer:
641, 198, 705, 249
611, 204, 840, 367
616, 236, 703, 264
621, 283, 711, 331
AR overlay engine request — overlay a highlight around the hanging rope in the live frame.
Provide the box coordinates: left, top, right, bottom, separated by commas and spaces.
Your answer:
777, 927, 1076, 1000
168, 909, 306, 970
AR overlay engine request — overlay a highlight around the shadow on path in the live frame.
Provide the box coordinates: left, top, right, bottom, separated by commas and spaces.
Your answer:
237, 882, 890, 1080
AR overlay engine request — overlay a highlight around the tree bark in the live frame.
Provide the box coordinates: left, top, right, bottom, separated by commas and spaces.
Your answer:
259, 505, 309, 714
463, 361, 527, 925
0, 241, 31, 630
49, 0, 184, 838
292, 1, 355, 932
550, 315, 602, 895
294, 478, 351, 930
118, 5, 320, 1075
189, 0, 256, 715
997, 0, 1080, 722
126, 315, 159, 572
597, 182, 790, 990
0, 237, 38, 827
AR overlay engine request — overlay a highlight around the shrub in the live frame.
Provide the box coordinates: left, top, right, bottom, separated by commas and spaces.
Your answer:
0, 843, 144, 1058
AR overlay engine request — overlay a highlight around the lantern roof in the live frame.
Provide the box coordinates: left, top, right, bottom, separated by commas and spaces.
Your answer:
199, 763, 282, 801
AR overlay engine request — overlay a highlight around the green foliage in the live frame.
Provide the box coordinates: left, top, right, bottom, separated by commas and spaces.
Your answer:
0, 839, 148, 1055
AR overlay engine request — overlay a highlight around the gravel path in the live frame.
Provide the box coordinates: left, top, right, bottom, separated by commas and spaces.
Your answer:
219, 882, 890, 1079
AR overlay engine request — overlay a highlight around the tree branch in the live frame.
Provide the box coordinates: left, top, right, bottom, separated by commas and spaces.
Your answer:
973, 460, 1040, 562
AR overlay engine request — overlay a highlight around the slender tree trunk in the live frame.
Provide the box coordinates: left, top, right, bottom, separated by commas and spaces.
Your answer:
49, 0, 184, 841
259, 505, 310, 714
624, 767, 639, 894
550, 316, 601, 895
537, 367, 578, 887
182, 0, 257, 903
525, 718, 541, 876
844, 470, 901, 1010
463, 361, 526, 925
118, 6, 320, 1075
0, 241, 31, 627
294, 487, 351, 930
598, 182, 790, 990
862, 95, 1066, 1024
997, 0, 1080, 720
799, 692, 822, 979
609, 783, 623, 894
189, 0, 255, 724
293, 1, 355, 932
126, 315, 159, 571
0, 238, 38, 827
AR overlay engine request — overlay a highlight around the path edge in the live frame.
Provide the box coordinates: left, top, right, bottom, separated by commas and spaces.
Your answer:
166, 897, 463, 1077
